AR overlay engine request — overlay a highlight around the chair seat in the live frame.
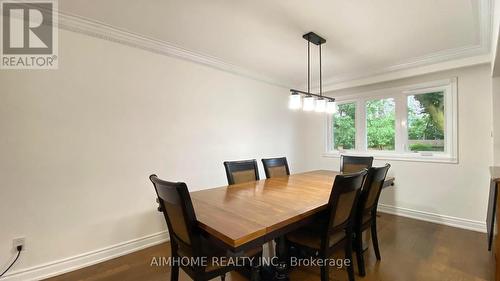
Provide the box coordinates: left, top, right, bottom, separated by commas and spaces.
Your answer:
286, 226, 346, 249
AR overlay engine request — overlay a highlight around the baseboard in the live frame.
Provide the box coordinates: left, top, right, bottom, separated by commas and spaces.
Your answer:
1, 231, 169, 281
0, 207, 485, 280
378, 204, 487, 233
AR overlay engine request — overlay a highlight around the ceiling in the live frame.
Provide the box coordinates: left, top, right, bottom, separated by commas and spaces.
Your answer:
59, 0, 491, 89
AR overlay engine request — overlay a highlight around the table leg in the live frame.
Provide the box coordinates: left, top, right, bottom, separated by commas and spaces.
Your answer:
274, 236, 290, 281
267, 241, 276, 257
250, 265, 261, 281
276, 236, 287, 261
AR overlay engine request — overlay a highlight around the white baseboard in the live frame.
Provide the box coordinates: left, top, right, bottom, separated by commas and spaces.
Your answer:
0, 207, 486, 280
1, 231, 169, 281
378, 204, 487, 233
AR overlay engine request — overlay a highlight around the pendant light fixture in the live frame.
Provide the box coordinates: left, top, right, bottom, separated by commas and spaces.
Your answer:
289, 32, 337, 114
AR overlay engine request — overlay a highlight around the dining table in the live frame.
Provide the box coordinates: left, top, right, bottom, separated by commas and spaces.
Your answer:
190, 170, 395, 279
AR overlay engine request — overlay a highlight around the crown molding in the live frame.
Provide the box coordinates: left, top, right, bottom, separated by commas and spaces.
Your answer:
55, 11, 289, 89
321, 45, 490, 90
322, 54, 491, 92
53, 0, 492, 90
319, 0, 492, 90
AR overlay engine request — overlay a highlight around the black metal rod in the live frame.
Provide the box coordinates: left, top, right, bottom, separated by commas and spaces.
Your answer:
290, 89, 335, 101
319, 43, 322, 97
307, 38, 310, 94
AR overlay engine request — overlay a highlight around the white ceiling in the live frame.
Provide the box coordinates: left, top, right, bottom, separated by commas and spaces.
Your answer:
59, 0, 491, 88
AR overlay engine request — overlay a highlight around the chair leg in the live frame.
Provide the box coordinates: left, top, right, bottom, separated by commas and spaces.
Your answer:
170, 264, 179, 281
371, 218, 381, 260
355, 229, 366, 276
170, 243, 180, 281
220, 273, 226, 281
345, 230, 355, 281
320, 264, 329, 281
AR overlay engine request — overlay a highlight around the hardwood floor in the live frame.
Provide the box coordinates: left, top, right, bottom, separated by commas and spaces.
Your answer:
45, 214, 494, 281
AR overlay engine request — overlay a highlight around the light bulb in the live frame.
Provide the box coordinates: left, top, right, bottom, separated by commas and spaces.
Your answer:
303, 96, 315, 111
315, 98, 326, 112
326, 100, 337, 114
288, 93, 302, 110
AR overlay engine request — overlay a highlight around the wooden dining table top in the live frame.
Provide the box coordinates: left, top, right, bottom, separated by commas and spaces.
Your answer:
190, 170, 394, 251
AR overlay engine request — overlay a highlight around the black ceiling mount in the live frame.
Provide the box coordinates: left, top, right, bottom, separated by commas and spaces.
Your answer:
302, 32, 326, 45
289, 31, 334, 102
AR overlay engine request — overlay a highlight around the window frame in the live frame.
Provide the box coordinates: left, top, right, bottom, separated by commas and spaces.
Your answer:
327, 100, 358, 152
324, 78, 458, 164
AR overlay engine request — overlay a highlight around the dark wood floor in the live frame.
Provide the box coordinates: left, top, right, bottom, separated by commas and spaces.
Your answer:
45, 214, 494, 281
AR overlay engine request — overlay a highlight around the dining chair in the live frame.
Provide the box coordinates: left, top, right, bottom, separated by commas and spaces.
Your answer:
353, 164, 391, 276
285, 169, 368, 281
223, 159, 260, 185
340, 155, 374, 173
150, 174, 262, 281
261, 157, 291, 256
262, 157, 290, 179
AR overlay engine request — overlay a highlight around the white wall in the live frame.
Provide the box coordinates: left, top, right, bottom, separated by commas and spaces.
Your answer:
0, 22, 495, 281
492, 0, 500, 76
493, 0, 500, 164
493, 77, 500, 165
301, 64, 493, 226
0, 29, 305, 278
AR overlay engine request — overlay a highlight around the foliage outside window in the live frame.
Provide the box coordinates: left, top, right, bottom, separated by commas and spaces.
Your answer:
407, 92, 445, 152
332, 103, 356, 150
366, 98, 395, 151
327, 79, 457, 162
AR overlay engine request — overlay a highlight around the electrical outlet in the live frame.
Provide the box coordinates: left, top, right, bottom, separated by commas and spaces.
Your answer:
12, 237, 25, 251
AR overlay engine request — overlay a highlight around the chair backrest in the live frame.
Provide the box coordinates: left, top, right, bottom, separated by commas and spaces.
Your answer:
358, 164, 391, 217
223, 159, 260, 185
262, 157, 290, 179
326, 170, 367, 233
340, 155, 374, 173
149, 175, 201, 254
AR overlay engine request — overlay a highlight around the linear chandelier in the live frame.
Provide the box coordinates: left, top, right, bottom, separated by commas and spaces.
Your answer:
289, 32, 337, 114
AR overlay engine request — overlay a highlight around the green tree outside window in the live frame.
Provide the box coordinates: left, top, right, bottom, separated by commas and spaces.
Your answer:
366, 99, 396, 150
333, 103, 356, 150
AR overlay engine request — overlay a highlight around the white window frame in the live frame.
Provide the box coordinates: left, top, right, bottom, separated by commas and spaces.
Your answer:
324, 78, 458, 164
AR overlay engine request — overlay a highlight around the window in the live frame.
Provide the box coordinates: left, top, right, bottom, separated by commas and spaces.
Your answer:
327, 78, 457, 163
407, 92, 445, 152
366, 98, 395, 151
332, 102, 356, 150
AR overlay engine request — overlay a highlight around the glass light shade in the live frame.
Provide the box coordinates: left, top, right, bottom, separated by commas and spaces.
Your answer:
315, 98, 326, 112
288, 93, 302, 109
326, 100, 337, 114
303, 96, 315, 111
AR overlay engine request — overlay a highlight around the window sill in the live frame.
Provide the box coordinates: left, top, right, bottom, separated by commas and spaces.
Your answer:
322, 151, 458, 164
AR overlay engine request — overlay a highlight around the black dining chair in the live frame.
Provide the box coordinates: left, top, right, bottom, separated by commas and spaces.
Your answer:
150, 174, 262, 281
340, 155, 374, 173
353, 164, 391, 276
285, 169, 368, 281
262, 157, 290, 179
223, 159, 260, 185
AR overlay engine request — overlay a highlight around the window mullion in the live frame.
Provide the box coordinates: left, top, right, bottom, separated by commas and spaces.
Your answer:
394, 94, 407, 153
357, 99, 366, 152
